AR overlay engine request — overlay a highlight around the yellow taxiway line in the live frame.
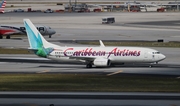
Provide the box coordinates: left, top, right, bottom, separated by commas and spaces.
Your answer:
36, 70, 50, 74
107, 70, 123, 76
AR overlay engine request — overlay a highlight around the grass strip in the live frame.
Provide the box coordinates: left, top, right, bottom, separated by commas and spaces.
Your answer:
78, 41, 180, 48
0, 74, 179, 92
0, 48, 31, 54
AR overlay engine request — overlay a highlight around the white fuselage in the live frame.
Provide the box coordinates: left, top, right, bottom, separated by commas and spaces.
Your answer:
47, 46, 166, 64
0, 25, 56, 36
23, 18, 166, 68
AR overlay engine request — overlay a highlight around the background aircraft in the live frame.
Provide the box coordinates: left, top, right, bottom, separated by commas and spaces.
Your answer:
0, 25, 56, 39
24, 19, 166, 68
0, 0, 6, 13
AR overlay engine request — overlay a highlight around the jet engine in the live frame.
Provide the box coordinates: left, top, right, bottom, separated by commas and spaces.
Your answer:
93, 58, 111, 67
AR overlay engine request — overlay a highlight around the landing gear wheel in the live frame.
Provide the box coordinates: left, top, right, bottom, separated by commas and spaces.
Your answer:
6, 35, 10, 39
49, 104, 54, 106
0, 36, 2, 39
49, 35, 51, 38
86, 64, 92, 68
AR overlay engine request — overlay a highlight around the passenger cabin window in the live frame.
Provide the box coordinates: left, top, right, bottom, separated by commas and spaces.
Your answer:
39, 27, 44, 32
153, 52, 161, 54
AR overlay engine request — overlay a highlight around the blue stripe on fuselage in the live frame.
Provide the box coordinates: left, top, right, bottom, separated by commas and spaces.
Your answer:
1, 26, 26, 33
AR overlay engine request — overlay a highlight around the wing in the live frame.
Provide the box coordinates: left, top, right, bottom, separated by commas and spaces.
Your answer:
69, 56, 96, 62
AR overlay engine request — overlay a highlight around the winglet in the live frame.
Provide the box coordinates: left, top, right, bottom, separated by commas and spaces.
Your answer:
99, 40, 105, 47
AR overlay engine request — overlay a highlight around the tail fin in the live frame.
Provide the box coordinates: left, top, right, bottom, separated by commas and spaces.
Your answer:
0, 0, 6, 13
23, 19, 59, 57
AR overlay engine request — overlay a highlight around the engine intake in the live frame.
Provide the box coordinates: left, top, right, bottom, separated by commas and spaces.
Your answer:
93, 58, 111, 67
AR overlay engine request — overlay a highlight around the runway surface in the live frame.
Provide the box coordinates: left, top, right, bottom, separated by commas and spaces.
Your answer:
0, 54, 180, 76
1, 62, 180, 76
0, 92, 180, 106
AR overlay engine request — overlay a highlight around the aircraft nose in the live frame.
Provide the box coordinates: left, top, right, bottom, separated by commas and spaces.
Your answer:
160, 54, 166, 60
51, 29, 56, 35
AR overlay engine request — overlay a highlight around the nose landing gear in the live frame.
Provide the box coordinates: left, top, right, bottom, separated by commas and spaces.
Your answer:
149, 62, 158, 68
6, 35, 10, 39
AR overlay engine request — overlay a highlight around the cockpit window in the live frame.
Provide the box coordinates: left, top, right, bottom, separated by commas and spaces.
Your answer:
152, 52, 161, 54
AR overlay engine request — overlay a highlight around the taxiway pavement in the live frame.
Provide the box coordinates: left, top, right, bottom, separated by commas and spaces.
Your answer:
0, 54, 180, 76
1, 12, 180, 41
0, 92, 180, 106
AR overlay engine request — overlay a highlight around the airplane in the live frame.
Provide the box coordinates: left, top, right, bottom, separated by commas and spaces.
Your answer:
24, 19, 166, 68
0, 0, 6, 13
0, 25, 56, 39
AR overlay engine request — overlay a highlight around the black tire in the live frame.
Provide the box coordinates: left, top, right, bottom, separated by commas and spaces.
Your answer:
49, 35, 51, 38
6, 35, 10, 39
86, 64, 92, 68
0, 35, 3, 39
89, 64, 92, 68
107, 60, 111, 66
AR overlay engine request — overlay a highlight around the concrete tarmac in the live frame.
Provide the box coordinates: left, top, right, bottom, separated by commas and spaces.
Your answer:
1, 12, 180, 41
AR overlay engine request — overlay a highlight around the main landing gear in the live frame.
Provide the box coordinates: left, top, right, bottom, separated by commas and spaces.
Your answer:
86, 63, 92, 68
0, 35, 10, 39
6, 35, 10, 39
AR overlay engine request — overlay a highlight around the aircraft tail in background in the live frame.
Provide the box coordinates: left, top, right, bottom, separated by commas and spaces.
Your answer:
0, 0, 6, 13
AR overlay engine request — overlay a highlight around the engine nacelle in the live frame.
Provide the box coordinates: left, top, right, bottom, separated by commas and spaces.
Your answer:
93, 58, 111, 67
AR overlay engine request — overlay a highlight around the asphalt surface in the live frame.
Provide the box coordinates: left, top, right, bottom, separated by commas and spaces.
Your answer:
0, 54, 180, 77
0, 62, 180, 76
0, 92, 180, 106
